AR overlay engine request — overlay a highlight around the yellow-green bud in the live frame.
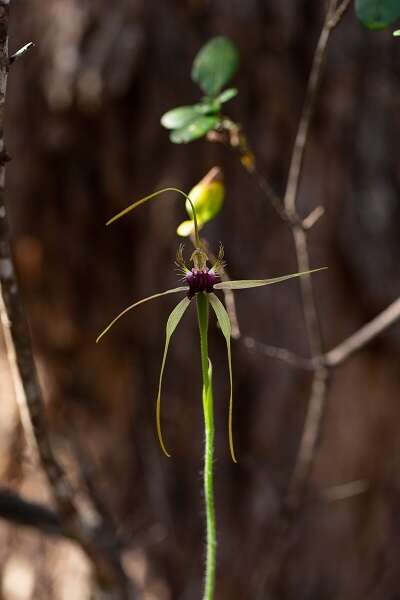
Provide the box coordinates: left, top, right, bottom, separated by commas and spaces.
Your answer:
177, 166, 224, 237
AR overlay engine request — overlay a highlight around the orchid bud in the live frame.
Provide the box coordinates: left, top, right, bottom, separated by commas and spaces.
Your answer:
177, 166, 224, 237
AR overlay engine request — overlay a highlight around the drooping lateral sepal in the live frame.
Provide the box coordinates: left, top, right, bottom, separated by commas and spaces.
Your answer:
156, 296, 192, 457
208, 293, 237, 463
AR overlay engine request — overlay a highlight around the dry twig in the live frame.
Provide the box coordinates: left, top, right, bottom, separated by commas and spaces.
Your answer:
210, 0, 400, 519
0, 487, 64, 537
249, 0, 353, 510
325, 297, 400, 367
0, 3, 134, 597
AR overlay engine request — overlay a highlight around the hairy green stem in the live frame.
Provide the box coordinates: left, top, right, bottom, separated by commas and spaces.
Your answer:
196, 293, 216, 600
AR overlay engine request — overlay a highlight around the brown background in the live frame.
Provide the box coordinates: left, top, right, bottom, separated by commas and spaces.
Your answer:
0, 1, 400, 598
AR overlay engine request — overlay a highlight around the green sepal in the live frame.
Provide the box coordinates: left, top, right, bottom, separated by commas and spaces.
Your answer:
156, 296, 191, 458
96, 287, 188, 343
214, 267, 327, 290
208, 293, 237, 463
355, 0, 400, 29
169, 115, 220, 144
191, 36, 239, 96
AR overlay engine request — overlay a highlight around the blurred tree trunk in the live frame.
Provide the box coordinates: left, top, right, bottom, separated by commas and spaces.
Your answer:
2, 0, 400, 598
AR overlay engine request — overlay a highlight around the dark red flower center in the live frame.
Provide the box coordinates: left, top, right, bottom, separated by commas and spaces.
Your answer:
185, 268, 219, 298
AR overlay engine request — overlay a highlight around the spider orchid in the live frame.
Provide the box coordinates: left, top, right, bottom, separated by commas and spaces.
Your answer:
96, 188, 325, 464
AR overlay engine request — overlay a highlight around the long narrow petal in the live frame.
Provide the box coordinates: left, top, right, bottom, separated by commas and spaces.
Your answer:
208, 293, 237, 463
157, 297, 192, 457
96, 287, 188, 343
213, 267, 327, 290
106, 187, 200, 247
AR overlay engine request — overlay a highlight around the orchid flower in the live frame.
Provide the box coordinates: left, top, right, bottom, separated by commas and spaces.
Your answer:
96, 188, 324, 463
97, 187, 325, 600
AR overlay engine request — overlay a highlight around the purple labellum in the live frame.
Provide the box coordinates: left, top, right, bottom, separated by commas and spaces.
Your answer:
185, 269, 219, 298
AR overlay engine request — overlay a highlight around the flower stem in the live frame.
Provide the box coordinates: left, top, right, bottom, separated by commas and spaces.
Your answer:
196, 292, 216, 600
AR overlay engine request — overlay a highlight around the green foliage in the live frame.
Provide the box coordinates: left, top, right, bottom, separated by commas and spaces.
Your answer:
355, 0, 400, 29
160, 36, 239, 144
191, 36, 239, 96
217, 87, 238, 103
160, 106, 203, 129
169, 115, 220, 143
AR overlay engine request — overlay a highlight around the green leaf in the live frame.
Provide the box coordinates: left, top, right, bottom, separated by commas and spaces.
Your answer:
217, 87, 238, 104
169, 115, 220, 143
96, 287, 188, 343
191, 36, 239, 96
161, 101, 221, 131
157, 297, 191, 458
161, 106, 201, 130
214, 267, 327, 290
195, 100, 221, 114
208, 293, 237, 463
355, 0, 400, 29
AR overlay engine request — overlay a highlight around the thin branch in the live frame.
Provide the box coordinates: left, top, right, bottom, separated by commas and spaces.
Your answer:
244, 293, 400, 372
251, 164, 291, 224
0, 4, 134, 597
284, 0, 352, 219
0, 0, 79, 526
302, 205, 325, 230
283, 0, 337, 219
219, 0, 351, 518
320, 479, 369, 502
70, 433, 123, 548
0, 487, 64, 537
9, 41, 34, 64
208, 126, 292, 224
290, 225, 324, 359
285, 366, 329, 510
243, 336, 313, 370
329, 0, 352, 28
281, 0, 349, 510
325, 297, 400, 367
